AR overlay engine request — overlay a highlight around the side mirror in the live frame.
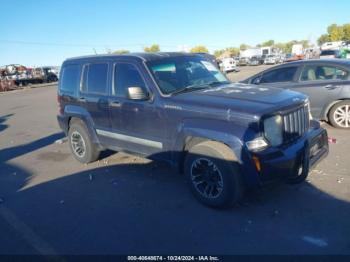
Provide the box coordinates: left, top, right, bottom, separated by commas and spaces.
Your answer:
127, 86, 148, 100
252, 77, 261, 85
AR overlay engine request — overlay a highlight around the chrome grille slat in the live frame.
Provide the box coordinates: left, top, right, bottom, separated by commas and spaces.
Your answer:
289, 114, 293, 133
301, 107, 305, 133
293, 111, 298, 135
284, 115, 289, 133
283, 105, 310, 143
298, 110, 302, 135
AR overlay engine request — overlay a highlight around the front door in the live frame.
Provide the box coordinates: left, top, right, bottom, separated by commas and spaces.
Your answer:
107, 61, 165, 156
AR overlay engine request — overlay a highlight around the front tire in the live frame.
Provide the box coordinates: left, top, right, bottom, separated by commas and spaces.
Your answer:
184, 141, 244, 208
68, 119, 100, 163
329, 100, 350, 129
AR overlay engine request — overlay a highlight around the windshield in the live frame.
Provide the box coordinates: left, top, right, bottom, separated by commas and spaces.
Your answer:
147, 56, 228, 95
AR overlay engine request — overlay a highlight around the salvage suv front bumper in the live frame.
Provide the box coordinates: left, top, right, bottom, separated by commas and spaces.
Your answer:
243, 122, 329, 186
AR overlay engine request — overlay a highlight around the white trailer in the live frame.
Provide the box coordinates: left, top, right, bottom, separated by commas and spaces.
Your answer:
240, 48, 262, 58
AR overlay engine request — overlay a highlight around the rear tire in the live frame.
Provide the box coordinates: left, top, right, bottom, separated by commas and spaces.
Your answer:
329, 100, 350, 129
184, 141, 244, 208
68, 119, 100, 163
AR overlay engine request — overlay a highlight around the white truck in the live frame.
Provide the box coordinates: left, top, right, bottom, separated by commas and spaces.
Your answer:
240, 48, 262, 59
292, 44, 304, 56
220, 58, 239, 73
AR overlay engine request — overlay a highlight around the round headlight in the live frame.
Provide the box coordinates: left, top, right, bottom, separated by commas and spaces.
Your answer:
264, 115, 283, 146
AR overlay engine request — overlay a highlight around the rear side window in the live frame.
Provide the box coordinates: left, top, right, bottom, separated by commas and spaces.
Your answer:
82, 63, 109, 94
114, 63, 146, 97
60, 64, 80, 92
301, 65, 349, 81
260, 67, 297, 83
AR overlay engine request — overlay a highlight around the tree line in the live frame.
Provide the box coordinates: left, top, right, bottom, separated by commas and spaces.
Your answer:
318, 23, 350, 44
110, 23, 350, 57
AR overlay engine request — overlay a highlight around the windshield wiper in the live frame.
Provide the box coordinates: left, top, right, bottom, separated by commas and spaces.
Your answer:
170, 81, 229, 96
170, 84, 209, 95
206, 80, 230, 86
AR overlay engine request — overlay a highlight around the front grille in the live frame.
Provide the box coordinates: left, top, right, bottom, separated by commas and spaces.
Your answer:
283, 104, 310, 143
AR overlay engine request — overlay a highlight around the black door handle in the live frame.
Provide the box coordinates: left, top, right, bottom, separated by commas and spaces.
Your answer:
324, 85, 337, 90
78, 97, 86, 102
109, 101, 121, 108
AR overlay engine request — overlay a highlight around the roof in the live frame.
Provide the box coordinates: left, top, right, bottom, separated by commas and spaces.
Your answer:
64, 52, 199, 63
284, 59, 350, 67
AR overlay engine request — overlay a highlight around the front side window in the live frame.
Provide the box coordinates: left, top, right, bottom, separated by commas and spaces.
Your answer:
300, 65, 349, 81
147, 56, 228, 95
114, 63, 146, 97
260, 67, 297, 83
82, 63, 108, 94
60, 64, 80, 92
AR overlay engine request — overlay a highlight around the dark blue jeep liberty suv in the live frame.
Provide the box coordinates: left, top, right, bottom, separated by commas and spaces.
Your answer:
57, 52, 329, 208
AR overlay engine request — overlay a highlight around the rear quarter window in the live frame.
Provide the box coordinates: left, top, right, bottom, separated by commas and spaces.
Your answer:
60, 64, 81, 92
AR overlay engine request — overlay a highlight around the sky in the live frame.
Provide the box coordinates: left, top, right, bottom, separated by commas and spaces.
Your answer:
0, 0, 349, 66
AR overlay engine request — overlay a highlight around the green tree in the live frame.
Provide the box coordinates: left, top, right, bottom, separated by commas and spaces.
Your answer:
144, 44, 160, 52
299, 40, 310, 48
239, 44, 250, 50
274, 42, 288, 53
342, 24, 350, 41
318, 34, 330, 45
112, 49, 130, 55
317, 23, 350, 43
225, 47, 240, 56
213, 49, 225, 57
190, 45, 209, 53
260, 40, 275, 47
327, 24, 344, 41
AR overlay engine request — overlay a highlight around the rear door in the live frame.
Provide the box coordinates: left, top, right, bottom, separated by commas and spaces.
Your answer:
79, 62, 111, 130
290, 63, 349, 119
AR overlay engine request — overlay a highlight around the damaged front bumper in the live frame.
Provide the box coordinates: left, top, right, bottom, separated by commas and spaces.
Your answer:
242, 124, 329, 187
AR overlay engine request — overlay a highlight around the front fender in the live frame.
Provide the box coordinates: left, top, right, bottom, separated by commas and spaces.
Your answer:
173, 119, 254, 164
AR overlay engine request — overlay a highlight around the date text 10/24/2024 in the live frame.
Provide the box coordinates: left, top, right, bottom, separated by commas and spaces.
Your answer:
127, 256, 220, 261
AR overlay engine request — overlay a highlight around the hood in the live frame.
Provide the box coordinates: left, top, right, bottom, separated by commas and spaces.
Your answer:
171, 83, 307, 118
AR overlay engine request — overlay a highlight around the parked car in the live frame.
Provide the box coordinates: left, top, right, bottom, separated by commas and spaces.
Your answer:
36, 67, 59, 82
264, 55, 278, 65
276, 54, 285, 63
233, 56, 240, 64
57, 52, 328, 208
319, 50, 340, 59
239, 57, 250, 66
249, 56, 262, 66
284, 53, 292, 62
242, 59, 350, 128
220, 57, 239, 73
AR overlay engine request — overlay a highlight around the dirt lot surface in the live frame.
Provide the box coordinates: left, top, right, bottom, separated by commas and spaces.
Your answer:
0, 68, 349, 255
226, 65, 273, 82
